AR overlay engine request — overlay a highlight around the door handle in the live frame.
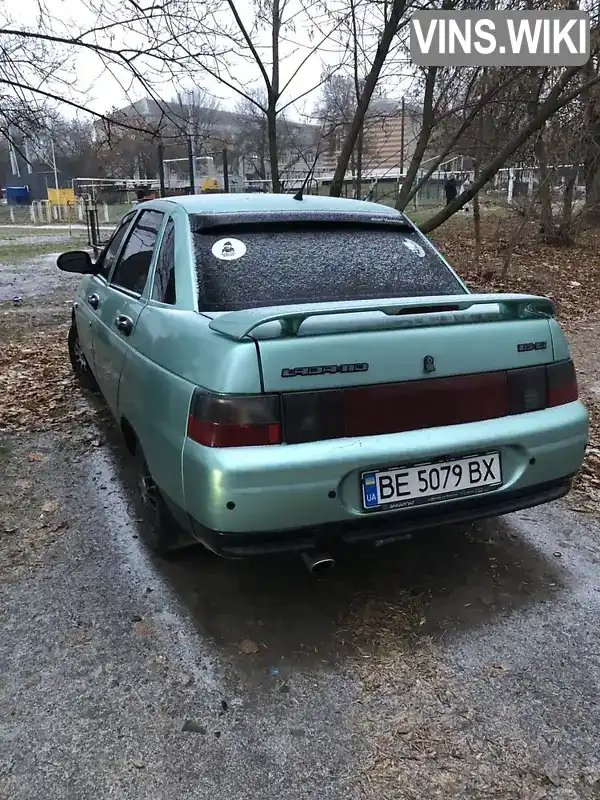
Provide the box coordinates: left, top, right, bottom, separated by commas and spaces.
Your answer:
114, 314, 134, 336
87, 293, 100, 310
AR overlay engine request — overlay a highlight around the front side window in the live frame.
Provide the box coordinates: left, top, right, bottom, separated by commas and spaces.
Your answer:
152, 218, 176, 304
95, 213, 134, 279
111, 209, 164, 295
191, 219, 466, 311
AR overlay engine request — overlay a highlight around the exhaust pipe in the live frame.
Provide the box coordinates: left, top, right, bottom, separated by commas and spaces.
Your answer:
301, 551, 335, 574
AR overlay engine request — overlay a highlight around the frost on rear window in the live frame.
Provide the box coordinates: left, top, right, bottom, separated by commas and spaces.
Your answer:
192, 222, 465, 311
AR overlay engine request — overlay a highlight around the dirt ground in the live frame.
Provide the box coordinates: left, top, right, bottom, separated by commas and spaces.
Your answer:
1, 221, 600, 800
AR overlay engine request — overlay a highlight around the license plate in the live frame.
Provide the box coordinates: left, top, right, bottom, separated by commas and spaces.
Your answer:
361, 451, 502, 510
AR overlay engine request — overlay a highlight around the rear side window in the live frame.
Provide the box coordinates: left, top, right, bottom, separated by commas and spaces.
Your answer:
192, 222, 465, 311
111, 209, 164, 294
152, 218, 176, 304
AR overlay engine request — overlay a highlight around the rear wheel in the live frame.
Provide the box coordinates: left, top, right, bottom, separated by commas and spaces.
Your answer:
136, 451, 182, 558
68, 321, 99, 393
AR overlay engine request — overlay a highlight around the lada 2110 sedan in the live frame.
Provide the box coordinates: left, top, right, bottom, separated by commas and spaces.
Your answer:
57, 193, 588, 569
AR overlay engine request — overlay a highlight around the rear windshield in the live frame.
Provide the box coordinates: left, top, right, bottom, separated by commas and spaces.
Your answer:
192, 221, 466, 311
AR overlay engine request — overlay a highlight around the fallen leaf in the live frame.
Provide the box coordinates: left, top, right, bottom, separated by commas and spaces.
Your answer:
239, 638, 260, 654
134, 620, 153, 636
27, 452, 45, 462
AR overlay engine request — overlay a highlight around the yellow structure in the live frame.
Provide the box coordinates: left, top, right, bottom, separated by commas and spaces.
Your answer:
47, 187, 76, 205
200, 177, 219, 192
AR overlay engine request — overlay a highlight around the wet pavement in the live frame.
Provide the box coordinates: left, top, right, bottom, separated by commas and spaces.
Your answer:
0, 431, 364, 799
1, 421, 600, 798
0, 253, 82, 301
0, 229, 85, 301
1, 243, 599, 797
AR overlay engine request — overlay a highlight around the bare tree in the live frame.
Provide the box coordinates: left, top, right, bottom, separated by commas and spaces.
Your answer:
170, 88, 222, 154
420, 56, 600, 233
328, 0, 409, 197
233, 91, 270, 181
153, 0, 351, 192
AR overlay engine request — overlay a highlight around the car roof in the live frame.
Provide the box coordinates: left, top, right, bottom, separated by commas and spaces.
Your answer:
160, 192, 402, 218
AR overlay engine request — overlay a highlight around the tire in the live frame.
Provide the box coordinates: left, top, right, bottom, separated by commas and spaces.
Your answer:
135, 450, 181, 558
68, 321, 99, 393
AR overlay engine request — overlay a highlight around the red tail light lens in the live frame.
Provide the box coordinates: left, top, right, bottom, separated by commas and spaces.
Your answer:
281, 360, 579, 444
506, 365, 547, 414
187, 389, 282, 447
188, 361, 577, 448
547, 359, 578, 407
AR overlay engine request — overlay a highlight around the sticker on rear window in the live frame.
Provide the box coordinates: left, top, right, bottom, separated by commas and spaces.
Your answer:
212, 238, 247, 261
403, 240, 425, 258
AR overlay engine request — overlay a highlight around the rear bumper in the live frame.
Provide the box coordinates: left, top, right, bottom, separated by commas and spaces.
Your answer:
190, 476, 573, 556
182, 400, 588, 540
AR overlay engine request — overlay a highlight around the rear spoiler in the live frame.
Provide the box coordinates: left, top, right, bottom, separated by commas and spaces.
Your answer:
208, 294, 555, 341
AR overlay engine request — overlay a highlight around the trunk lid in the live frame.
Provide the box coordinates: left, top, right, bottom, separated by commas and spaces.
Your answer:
208, 295, 556, 392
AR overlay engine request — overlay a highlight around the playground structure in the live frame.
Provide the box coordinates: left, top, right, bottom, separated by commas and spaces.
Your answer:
163, 155, 219, 192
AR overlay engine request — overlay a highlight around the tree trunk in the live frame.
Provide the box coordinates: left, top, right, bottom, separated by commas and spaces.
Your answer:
267, 102, 280, 192
534, 133, 554, 233
473, 187, 482, 273
583, 151, 600, 221
557, 164, 578, 244
396, 67, 437, 210
473, 67, 488, 276
355, 129, 363, 199
268, 0, 281, 193
580, 44, 600, 222
329, 0, 406, 197
351, 0, 363, 200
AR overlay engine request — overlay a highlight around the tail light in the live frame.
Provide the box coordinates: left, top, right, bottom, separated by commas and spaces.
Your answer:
281, 359, 579, 445
506, 365, 547, 414
187, 389, 282, 447
187, 360, 578, 448
547, 359, 578, 406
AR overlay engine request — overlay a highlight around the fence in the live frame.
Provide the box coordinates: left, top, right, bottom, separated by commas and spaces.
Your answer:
2, 169, 578, 228
0, 199, 131, 226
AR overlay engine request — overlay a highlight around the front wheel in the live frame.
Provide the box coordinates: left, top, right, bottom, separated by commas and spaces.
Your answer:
68, 321, 99, 393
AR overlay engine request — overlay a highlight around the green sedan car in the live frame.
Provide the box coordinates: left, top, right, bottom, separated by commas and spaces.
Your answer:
58, 194, 588, 568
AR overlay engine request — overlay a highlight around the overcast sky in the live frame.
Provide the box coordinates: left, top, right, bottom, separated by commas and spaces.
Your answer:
7, 0, 399, 123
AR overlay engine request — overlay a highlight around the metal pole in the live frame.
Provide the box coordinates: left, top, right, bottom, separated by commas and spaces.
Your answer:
88, 207, 100, 258
158, 142, 166, 197
51, 140, 61, 220
400, 97, 405, 176
223, 147, 229, 193
187, 138, 195, 195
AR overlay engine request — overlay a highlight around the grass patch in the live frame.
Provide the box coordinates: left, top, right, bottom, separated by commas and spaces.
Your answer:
0, 227, 86, 239
0, 239, 87, 262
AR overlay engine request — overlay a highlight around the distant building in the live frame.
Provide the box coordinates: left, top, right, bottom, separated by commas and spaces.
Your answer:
107, 98, 323, 188
362, 99, 422, 177
107, 96, 425, 191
